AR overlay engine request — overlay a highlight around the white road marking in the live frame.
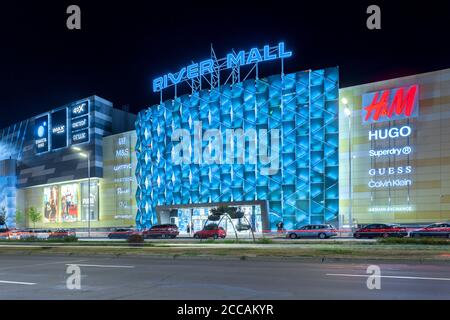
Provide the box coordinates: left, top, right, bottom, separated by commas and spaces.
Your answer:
0, 280, 36, 285
66, 264, 135, 268
0, 259, 87, 272
326, 273, 450, 281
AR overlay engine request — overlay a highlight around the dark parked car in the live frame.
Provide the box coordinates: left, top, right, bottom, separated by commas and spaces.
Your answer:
194, 224, 226, 239
286, 224, 338, 239
48, 229, 76, 239
142, 224, 179, 239
0, 228, 11, 239
409, 223, 450, 238
353, 224, 408, 238
107, 228, 135, 239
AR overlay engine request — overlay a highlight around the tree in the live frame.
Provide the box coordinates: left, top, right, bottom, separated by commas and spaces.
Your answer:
0, 207, 6, 227
28, 207, 42, 229
16, 209, 24, 228
207, 206, 238, 239
208, 205, 256, 242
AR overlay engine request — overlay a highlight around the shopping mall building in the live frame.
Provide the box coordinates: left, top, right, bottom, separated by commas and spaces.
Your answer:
0, 42, 449, 232
0, 96, 138, 229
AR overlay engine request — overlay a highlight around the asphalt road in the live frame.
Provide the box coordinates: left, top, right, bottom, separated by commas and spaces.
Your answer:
0, 254, 449, 300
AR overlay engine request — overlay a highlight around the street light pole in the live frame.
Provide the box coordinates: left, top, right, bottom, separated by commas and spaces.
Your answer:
348, 111, 352, 232
72, 146, 91, 238
87, 152, 91, 238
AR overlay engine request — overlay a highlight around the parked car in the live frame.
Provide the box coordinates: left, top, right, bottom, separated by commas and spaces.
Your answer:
193, 224, 226, 239
409, 223, 450, 238
353, 224, 408, 238
107, 228, 135, 239
0, 228, 11, 239
31, 229, 51, 239
48, 229, 76, 239
142, 224, 179, 239
6, 229, 20, 240
286, 224, 338, 239
7, 229, 33, 240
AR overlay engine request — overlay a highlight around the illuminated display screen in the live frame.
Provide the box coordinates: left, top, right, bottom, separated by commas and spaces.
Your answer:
51, 109, 68, 150
43, 185, 59, 222
41, 181, 101, 224
60, 184, 78, 222
34, 114, 49, 153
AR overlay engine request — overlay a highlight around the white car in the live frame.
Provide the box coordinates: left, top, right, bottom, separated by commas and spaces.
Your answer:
7, 229, 30, 240
8, 229, 50, 240
286, 224, 338, 239
32, 229, 51, 239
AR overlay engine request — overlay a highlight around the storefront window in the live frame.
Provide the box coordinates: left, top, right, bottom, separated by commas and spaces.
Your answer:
81, 181, 99, 221
60, 184, 79, 222
172, 205, 262, 233
43, 185, 59, 223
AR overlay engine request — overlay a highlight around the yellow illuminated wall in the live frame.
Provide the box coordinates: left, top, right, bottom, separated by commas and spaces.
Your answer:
101, 131, 137, 227
339, 68, 450, 225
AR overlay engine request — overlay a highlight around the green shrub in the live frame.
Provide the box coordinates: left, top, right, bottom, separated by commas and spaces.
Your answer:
127, 234, 144, 244
62, 235, 78, 242
378, 237, 450, 245
221, 239, 242, 244
257, 237, 273, 244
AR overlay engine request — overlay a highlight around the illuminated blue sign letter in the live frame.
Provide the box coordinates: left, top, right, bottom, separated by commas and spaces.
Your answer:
226, 50, 245, 68
199, 59, 214, 75
168, 67, 186, 86
246, 47, 262, 64
153, 77, 164, 92
263, 45, 277, 61
278, 42, 292, 58
187, 63, 199, 79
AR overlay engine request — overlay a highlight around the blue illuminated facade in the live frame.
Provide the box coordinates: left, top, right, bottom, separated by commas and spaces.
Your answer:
136, 67, 339, 231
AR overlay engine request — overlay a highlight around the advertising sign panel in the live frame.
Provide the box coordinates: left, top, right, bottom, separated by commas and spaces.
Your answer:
51, 108, 68, 150
71, 115, 89, 131
60, 184, 78, 222
71, 101, 89, 118
70, 100, 89, 146
34, 115, 49, 153
43, 185, 59, 222
362, 84, 419, 124
71, 128, 89, 145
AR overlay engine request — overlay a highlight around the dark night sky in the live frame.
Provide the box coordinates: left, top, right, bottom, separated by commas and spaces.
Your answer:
1, 0, 450, 128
